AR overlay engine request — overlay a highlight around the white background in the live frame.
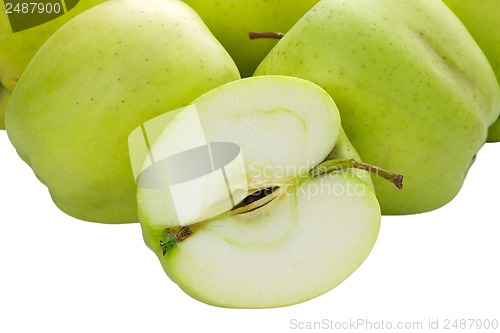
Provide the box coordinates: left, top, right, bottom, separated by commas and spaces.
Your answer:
0, 130, 499, 333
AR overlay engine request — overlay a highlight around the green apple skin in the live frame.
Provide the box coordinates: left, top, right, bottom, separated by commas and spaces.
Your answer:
182, 0, 319, 77
0, 0, 109, 129
442, 0, 500, 142
0, 86, 9, 128
138, 76, 379, 308
488, 117, 500, 141
256, 0, 500, 215
6, 0, 240, 223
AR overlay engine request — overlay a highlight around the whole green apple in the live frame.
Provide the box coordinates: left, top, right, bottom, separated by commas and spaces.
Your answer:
255, 0, 500, 215
0, 0, 109, 129
134, 75, 402, 308
0, 86, 9, 128
6, 0, 240, 223
442, 0, 500, 142
182, 0, 319, 77
489, 111, 500, 142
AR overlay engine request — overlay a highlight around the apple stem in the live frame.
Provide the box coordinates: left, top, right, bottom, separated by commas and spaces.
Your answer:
159, 160, 402, 254
161, 227, 194, 255
249, 32, 285, 40
311, 158, 403, 189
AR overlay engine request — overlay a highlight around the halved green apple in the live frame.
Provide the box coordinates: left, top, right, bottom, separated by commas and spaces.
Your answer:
132, 76, 402, 308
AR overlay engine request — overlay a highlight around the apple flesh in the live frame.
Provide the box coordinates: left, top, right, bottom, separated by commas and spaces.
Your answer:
159, 174, 380, 308
0, 0, 109, 129
5, 0, 240, 223
255, 0, 500, 215
135, 76, 400, 308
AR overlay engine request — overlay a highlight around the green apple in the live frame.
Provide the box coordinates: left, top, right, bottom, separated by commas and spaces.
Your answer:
255, 0, 500, 215
182, 0, 319, 77
5, 0, 240, 223
442, 0, 500, 142
0, 0, 109, 129
0, 86, 9, 129
134, 76, 402, 308
489, 111, 500, 142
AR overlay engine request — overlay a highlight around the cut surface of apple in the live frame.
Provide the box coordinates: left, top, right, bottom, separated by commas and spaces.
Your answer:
133, 76, 394, 308
162, 174, 380, 308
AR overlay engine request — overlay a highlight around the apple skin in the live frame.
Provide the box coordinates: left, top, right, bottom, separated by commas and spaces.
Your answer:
442, 0, 500, 142
0, 87, 9, 129
182, 0, 319, 77
489, 116, 500, 141
256, 0, 500, 215
5, 0, 240, 223
0, 0, 109, 130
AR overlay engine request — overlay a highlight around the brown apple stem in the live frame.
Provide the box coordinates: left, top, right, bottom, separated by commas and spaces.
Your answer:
311, 158, 403, 189
249, 31, 285, 40
161, 225, 201, 254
